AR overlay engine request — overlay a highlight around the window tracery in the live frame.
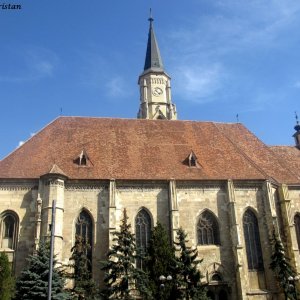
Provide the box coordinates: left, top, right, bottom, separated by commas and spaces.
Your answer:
197, 210, 220, 245
135, 209, 151, 269
294, 214, 300, 251
75, 210, 93, 266
243, 209, 264, 270
0, 212, 18, 250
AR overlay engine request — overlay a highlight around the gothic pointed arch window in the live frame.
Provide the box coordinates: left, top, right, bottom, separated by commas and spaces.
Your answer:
197, 210, 220, 245
75, 210, 93, 266
243, 209, 264, 270
0, 211, 18, 250
135, 209, 151, 269
294, 214, 300, 251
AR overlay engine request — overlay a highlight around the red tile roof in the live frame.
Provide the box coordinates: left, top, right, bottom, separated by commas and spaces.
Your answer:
269, 146, 300, 183
0, 117, 299, 183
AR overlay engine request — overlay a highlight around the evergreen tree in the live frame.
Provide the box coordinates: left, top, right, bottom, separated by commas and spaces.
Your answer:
101, 209, 152, 300
15, 242, 70, 300
174, 228, 208, 300
68, 235, 97, 299
146, 222, 178, 300
270, 230, 297, 300
0, 252, 15, 300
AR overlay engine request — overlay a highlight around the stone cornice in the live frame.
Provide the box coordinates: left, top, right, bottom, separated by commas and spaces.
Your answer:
0, 184, 38, 191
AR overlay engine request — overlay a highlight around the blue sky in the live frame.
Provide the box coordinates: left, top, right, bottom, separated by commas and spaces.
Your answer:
1, 0, 300, 160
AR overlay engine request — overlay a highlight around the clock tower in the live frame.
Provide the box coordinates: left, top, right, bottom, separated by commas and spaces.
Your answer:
137, 14, 177, 120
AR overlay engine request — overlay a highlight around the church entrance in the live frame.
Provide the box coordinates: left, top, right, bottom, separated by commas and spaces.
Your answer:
207, 285, 230, 300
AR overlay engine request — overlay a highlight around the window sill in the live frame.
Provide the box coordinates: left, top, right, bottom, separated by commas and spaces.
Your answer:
0, 248, 14, 252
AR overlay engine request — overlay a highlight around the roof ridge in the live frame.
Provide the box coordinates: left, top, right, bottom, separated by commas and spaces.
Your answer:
49, 116, 240, 125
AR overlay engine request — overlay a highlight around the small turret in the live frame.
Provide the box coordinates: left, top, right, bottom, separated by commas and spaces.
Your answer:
293, 112, 300, 149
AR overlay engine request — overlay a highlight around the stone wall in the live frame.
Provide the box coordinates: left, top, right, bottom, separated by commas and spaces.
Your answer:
0, 180, 37, 274
1, 178, 300, 300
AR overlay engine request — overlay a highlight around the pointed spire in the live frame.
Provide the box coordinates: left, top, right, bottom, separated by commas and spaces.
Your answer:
294, 111, 300, 132
144, 9, 164, 72
293, 111, 300, 149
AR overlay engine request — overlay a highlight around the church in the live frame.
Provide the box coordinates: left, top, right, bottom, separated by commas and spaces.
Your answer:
1, 15, 300, 300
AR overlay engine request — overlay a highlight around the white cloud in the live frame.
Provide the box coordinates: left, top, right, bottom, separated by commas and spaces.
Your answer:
33, 61, 54, 76
174, 64, 224, 103
294, 81, 300, 88
16, 133, 35, 149
105, 76, 127, 98
169, 1, 300, 57
0, 46, 58, 83
77, 46, 134, 101
165, 0, 300, 106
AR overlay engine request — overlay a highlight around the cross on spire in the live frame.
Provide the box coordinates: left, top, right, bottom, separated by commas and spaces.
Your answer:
148, 8, 154, 23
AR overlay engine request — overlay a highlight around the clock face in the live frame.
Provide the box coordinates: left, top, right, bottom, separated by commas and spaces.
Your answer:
152, 87, 163, 96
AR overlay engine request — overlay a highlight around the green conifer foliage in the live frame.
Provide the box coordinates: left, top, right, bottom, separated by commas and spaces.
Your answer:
101, 209, 151, 300
68, 235, 97, 299
0, 252, 15, 300
146, 222, 178, 300
15, 242, 69, 300
174, 228, 208, 300
270, 230, 298, 300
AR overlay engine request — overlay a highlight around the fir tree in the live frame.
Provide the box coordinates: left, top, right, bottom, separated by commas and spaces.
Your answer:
0, 252, 15, 300
270, 230, 297, 300
101, 209, 152, 300
68, 235, 97, 299
174, 228, 208, 300
146, 222, 178, 300
15, 242, 70, 300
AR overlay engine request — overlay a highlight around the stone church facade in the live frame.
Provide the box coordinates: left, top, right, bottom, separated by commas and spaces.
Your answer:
1, 17, 300, 300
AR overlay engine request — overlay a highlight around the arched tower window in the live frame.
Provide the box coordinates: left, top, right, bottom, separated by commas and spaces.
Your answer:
197, 210, 220, 245
0, 212, 18, 250
135, 209, 151, 269
75, 210, 93, 265
294, 214, 300, 251
243, 209, 264, 270
211, 273, 222, 282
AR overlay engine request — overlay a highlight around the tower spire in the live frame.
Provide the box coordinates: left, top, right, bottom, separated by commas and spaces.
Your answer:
137, 13, 177, 120
293, 111, 300, 149
144, 9, 164, 72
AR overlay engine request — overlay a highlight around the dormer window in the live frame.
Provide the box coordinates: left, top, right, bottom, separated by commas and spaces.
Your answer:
79, 151, 87, 165
188, 151, 198, 167
183, 151, 199, 168
74, 150, 90, 166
